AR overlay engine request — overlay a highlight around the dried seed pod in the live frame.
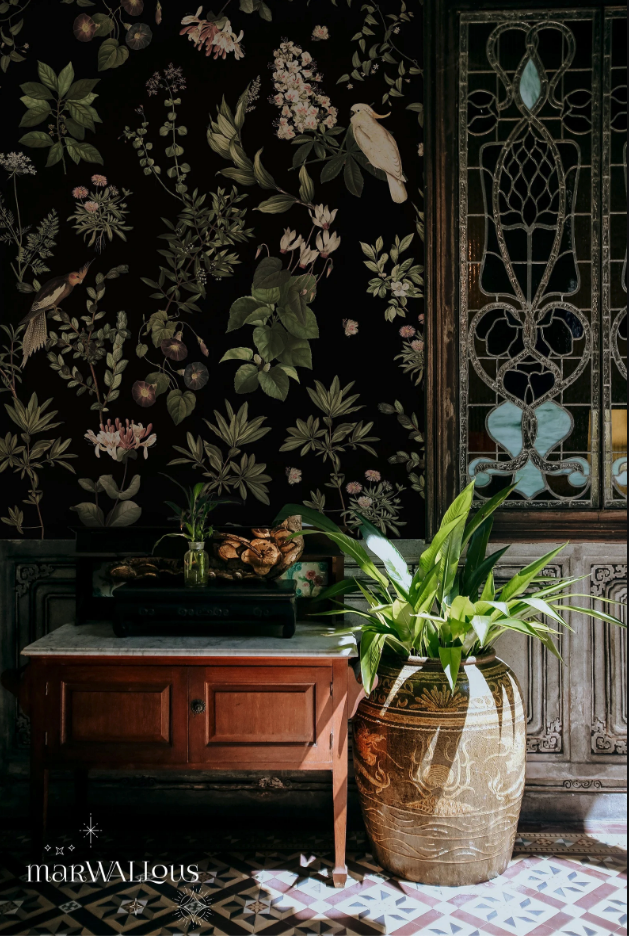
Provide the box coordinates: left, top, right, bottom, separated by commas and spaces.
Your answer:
241, 540, 281, 576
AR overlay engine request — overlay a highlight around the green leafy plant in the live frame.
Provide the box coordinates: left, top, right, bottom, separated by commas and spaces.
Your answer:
0, 324, 24, 398
19, 61, 103, 173
379, 400, 425, 495
72, 472, 142, 529
168, 400, 273, 505
0, 0, 31, 74
68, 180, 133, 252
71, 416, 157, 528
0, 151, 58, 288
208, 88, 321, 212
222, 256, 320, 402
281, 377, 380, 520
0, 393, 76, 537
124, 68, 255, 424
154, 475, 233, 550
344, 477, 407, 537
361, 233, 423, 322
62, 0, 154, 71
208, 83, 385, 208
336, 0, 422, 109
239, 0, 272, 17
46, 265, 130, 413
278, 480, 627, 693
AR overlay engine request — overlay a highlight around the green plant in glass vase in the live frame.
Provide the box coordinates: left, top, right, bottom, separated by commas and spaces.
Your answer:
278, 481, 626, 691
154, 476, 232, 588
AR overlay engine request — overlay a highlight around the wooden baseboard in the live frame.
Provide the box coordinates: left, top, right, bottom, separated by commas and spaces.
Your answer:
492, 510, 627, 543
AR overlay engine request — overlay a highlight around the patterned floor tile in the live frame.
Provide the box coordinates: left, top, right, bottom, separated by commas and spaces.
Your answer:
15, 913, 94, 935
513, 835, 627, 858
552, 920, 622, 936
0, 825, 625, 935
0, 886, 57, 931
326, 884, 430, 934
583, 891, 628, 930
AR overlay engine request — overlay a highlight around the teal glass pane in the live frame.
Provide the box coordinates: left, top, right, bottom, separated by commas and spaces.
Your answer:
520, 58, 542, 110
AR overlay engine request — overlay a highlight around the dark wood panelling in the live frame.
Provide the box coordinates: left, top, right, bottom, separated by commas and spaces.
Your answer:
189, 665, 334, 767
48, 664, 188, 766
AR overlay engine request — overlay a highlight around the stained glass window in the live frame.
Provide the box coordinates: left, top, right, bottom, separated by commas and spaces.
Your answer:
458, 10, 625, 509
602, 9, 628, 506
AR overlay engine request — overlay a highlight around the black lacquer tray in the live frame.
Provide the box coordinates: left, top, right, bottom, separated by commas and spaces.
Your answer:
113, 579, 297, 638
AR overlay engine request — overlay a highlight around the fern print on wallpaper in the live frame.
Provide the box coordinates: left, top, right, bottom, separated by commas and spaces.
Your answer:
0, 0, 425, 539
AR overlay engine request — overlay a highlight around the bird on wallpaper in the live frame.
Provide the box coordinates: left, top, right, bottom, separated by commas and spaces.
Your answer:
19, 261, 93, 366
350, 103, 408, 204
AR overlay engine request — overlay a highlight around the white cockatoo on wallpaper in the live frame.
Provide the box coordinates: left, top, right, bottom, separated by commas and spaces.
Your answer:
350, 103, 408, 204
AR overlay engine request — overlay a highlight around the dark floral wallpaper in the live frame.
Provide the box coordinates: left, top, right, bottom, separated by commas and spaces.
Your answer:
0, 0, 425, 539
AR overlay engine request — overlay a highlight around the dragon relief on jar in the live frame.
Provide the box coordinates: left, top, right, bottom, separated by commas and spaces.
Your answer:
407, 732, 475, 816
353, 722, 392, 794
486, 729, 526, 804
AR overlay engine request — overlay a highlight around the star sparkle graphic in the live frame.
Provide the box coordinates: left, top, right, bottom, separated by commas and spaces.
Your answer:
174, 886, 212, 925
80, 814, 102, 847
119, 897, 146, 917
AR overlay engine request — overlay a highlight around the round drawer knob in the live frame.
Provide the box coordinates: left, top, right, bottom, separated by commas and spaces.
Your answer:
190, 699, 206, 716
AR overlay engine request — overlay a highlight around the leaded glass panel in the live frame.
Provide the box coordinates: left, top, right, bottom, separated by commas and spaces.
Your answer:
459, 11, 601, 507
602, 9, 627, 507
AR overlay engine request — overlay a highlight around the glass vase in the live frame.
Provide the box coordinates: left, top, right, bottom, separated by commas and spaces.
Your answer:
184, 542, 208, 588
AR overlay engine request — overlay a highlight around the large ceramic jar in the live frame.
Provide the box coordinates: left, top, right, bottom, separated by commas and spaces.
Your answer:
353, 652, 526, 885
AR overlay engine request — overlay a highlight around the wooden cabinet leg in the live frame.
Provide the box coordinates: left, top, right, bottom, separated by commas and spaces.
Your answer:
30, 668, 48, 860
30, 763, 48, 860
332, 660, 349, 888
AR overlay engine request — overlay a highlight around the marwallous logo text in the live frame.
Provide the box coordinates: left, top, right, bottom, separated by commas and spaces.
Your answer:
28, 862, 200, 884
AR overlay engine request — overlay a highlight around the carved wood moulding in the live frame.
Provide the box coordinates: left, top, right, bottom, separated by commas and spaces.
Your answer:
590, 563, 628, 756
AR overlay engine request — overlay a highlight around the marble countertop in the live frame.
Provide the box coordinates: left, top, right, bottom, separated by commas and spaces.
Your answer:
21, 623, 358, 658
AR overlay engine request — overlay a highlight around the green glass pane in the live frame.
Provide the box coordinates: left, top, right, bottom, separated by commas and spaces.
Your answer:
520, 58, 542, 110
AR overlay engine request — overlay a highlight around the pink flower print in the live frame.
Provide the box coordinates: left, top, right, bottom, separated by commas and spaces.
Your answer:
277, 120, 296, 140
411, 339, 425, 352
399, 325, 417, 338
357, 496, 373, 509
343, 319, 359, 336
346, 481, 363, 495
91, 174, 107, 187
365, 470, 381, 482
311, 25, 329, 40
84, 201, 99, 213
115, 418, 156, 457
305, 569, 318, 581
72, 186, 88, 199
286, 467, 302, 485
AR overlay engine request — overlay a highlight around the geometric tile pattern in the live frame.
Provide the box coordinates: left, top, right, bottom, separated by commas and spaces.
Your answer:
0, 830, 625, 935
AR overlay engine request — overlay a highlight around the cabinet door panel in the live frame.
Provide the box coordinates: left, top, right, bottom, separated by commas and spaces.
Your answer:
48, 665, 187, 765
189, 666, 334, 767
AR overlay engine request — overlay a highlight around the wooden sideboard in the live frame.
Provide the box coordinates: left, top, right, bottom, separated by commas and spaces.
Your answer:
7, 623, 359, 887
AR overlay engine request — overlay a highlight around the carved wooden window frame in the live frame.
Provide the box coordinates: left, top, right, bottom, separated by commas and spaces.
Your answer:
423, 0, 627, 541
